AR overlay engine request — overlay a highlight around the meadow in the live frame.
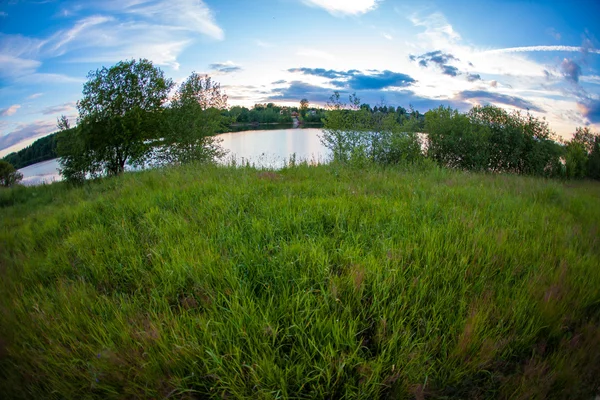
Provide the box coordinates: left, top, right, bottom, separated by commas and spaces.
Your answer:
1, 162, 599, 399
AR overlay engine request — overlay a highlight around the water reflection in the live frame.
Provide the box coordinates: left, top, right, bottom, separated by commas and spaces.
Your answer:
18, 127, 330, 186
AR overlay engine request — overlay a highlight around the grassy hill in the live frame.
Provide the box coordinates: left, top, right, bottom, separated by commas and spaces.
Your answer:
1, 163, 599, 399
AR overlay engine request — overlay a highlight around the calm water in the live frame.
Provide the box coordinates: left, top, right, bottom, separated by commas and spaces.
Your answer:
18, 127, 330, 186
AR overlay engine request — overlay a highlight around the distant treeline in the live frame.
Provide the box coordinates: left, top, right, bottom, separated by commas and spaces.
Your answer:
3, 132, 60, 169
222, 103, 326, 124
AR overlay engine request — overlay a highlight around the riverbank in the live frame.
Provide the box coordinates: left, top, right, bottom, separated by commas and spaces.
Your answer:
1, 163, 599, 398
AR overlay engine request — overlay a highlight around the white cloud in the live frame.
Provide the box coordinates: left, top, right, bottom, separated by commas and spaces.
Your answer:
46, 15, 114, 56
301, 0, 380, 16
402, 11, 598, 138
27, 93, 44, 100
382, 33, 393, 40
0, 105, 21, 117
0, 54, 41, 79
113, 0, 224, 40
409, 12, 461, 48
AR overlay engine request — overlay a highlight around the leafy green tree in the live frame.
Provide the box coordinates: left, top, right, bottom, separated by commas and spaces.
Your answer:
565, 141, 588, 179
300, 98, 309, 118
321, 92, 422, 165
566, 127, 600, 179
468, 105, 559, 176
159, 73, 228, 164
0, 160, 23, 187
588, 135, 600, 180
425, 106, 490, 170
62, 59, 174, 177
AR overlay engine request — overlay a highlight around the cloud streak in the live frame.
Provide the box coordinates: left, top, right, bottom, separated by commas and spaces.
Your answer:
209, 61, 242, 74
457, 90, 544, 112
0, 105, 21, 117
482, 46, 600, 55
0, 120, 56, 152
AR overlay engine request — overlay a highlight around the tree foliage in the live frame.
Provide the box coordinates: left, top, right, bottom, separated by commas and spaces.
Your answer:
3, 133, 58, 169
0, 160, 23, 187
426, 105, 562, 177
57, 59, 174, 181
321, 92, 423, 165
158, 73, 228, 164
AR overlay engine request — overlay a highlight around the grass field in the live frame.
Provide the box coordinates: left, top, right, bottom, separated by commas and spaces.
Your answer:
1, 162, 599, 399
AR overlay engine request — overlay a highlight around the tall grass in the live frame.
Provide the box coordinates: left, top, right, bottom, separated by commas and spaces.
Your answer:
1, 163, 599, 399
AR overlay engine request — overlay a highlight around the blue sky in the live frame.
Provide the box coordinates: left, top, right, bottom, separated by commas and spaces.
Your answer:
1, 0, 599, 156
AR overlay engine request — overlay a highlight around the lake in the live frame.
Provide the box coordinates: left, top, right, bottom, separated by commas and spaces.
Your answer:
18, 127, 330, 186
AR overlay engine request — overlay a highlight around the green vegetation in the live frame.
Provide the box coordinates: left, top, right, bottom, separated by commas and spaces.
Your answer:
1, 162, 599, 398
0, 160, 23, 187
2, 133, 58, 169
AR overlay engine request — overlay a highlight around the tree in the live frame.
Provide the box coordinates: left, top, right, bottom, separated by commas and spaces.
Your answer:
425, 106, 491, 171
567, 127, 600, 179
0, 160, 23, 187
64, 59, 174, 177
57, 115, 70, 131
300, 98, 309, 117
159, 73, 228, 164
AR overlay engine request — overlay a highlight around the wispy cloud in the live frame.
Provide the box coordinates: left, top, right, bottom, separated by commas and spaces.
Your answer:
46, 15, 114, 56
483, 46, 600, 55
0, 120, 56, 152
457, 90, 543, 112
27, 93, 44, 100
546, 28, 561, 41
41, 102, 76, 116
112, 0, 225, 40
0, 105, 21, 117
0, 0, 225, 85
301, 0, 381, 16
209, 61, 243, 74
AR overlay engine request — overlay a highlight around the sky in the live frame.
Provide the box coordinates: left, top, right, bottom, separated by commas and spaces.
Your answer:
1, 0, 599, 157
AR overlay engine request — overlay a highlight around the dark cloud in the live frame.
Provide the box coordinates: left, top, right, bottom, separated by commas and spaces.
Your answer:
209, 63, 242, 73
288, 68, 350, 79
271, 79, 287, 85
267, 81, 469, 112
332, 70, 415, 90
466, 73, 481, 82
288, 68, 415, 90
457, 90, 544, 112
412, 50, 462, 77
268, 81, 339, 103
560, 59, 582, 83
441, 65, 460, 77
0, 120, 56, 151
578, 98, 600, 123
